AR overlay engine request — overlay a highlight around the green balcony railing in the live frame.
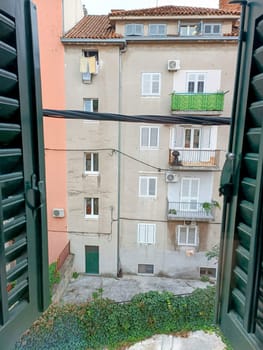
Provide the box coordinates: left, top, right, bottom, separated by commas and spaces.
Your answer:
171, 92, 225, 111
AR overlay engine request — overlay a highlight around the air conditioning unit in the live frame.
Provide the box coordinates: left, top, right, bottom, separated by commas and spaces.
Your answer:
52, 208, 65, 218
168, 59, 180, 71
166, 172, 179, 183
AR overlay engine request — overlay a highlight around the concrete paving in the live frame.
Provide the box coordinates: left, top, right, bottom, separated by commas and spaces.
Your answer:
61, 275, 226, 349
61, 274, 212, 303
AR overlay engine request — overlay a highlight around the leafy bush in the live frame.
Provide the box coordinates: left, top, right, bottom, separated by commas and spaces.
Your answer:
15, 286, 220, 350
49, 262, 61, 294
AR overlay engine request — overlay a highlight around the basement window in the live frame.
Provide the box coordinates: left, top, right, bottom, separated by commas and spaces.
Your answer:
200, 266, 217, 278
138, 264, 154, 274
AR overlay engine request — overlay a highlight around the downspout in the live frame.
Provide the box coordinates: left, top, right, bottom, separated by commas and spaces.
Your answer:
117, 42, 127, 276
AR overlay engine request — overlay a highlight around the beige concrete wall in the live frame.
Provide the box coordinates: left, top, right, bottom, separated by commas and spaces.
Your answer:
64, 35, 237, 276
63, 0, 83, 33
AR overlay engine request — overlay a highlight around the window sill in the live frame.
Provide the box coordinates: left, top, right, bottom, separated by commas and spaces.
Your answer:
83, 172, 99, 176
84, 215, 99, 220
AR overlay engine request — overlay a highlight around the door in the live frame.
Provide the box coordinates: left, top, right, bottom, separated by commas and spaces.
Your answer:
0, 1, 49, 348
85, 246, 99, 274
180, 178, 199, 211
217, 1, 263, 349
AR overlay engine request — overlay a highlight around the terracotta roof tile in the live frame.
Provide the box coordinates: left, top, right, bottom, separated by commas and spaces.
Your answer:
64, 15, 122, 39
109, 5, 240, 17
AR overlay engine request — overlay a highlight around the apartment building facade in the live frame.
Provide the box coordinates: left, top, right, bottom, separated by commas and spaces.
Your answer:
62, 3, 240, 278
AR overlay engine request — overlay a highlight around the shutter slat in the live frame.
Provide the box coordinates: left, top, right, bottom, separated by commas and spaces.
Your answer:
8, 279, 28, 308
2, 194, 25, 220
0, 69, 17, 95
0, 123, 20, 145
0, 149, 22, 173
0, 41, 16, 68
0, 13, 15, 43
0, 96, 19, 118
5, 237, 27, 263
241, 178, 256, 202
246, 128, 261, 153
4, 216, 26, 241
6, 259, 28, 283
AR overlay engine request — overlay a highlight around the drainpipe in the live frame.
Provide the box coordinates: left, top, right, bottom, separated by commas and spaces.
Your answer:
117, 43, 126, 276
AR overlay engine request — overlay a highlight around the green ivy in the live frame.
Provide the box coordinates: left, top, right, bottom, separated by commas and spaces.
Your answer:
49, 262, 61, 295
16, 286, 232, 350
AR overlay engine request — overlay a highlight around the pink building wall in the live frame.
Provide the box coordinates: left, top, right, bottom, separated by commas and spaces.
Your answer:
34, 0, 68, 263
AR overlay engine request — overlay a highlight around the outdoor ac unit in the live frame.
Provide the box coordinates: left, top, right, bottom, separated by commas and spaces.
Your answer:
52, 208, 65, 218
166, 172, 179, 183
168, 59, 180, 71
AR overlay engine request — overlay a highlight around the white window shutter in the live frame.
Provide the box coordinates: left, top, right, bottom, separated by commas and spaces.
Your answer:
147, 224, 156, 244
150, 128, 158, 147
173, 127, 184, 148
140, 177, 148, 196
138, 224, 146, 243
200, 127, 211, 149
148, 178, 156, 196
141, 127, 149, 147
142, 74, 151, 95
191, 179, 199, 198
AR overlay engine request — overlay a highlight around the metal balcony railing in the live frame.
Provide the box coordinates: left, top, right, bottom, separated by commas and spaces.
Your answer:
171, 92, 225, 111
169, 149, 219, 167
167, 201, 215, 220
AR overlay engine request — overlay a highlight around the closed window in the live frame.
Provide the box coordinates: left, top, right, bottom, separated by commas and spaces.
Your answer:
184, 128, 200, 149
137, 223, 156, 244
179, 24, 199, 36
148, 24, 166, 36
83, 98, 99, 112
138, 264, 154, 274
139, 176, 157, 197
141, 73, 161, 96
204, 23, 221, 35
125, 23, 144, 36
85, 198, 99, 217
85, 152, 99, 173
140, 126, 159, 149
187, 73, 205, 93
177, 225, 198, 246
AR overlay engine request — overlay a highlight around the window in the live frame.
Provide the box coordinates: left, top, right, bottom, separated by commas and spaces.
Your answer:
140, 126, 159, 149
187, 73, 205, 93
85, 152, 99, 173
138, 264, 154, 274
172, 126, 211, 149
148, 24, 166, 36
85, 198, 99, 217
177, 225, 198, 246
141, 73, 161, 96
137, 223, 156, 244
180, 178, 199, 211
81, 50, 99, 81
139, 176, 157, 197
184, 128, 200, 148
83, 98, 99, 112
203, 24, 221, 35
200, 267, 217, 278
125, 23, 144, 36
179, 23, 199, 36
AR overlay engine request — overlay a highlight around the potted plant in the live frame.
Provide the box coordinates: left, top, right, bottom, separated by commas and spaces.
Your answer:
202, 200, 220, 214
168, 209, 177, 215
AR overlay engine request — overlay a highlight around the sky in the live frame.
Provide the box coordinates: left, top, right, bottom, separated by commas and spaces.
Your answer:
82, 0, 220, 15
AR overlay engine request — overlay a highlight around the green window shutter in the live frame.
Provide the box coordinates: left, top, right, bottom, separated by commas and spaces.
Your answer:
0, 1, 49, 349
218, 1, 263, 349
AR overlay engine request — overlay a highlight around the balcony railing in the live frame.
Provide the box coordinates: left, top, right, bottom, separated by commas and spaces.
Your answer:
171, 92, 225, 112
167, 201, 214, 220
169, 149, 219, 167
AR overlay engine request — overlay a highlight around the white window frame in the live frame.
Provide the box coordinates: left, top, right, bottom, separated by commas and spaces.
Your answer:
125, 23, 144, 36
184, 128, 201, 149
141, 73, 161, 96
85, 197, 99, 218
83, 98, 99, 112
140, 126, 159, 149
203, 23, 221, 35
179, 24, 198, 36
84, 152, 99, 174
180, 177, 200, 211
139, 176, 157, 198
137, 223, 156, 245
148, 24, 167, 36
177, 225, 199, 246
186, 72, 206, 93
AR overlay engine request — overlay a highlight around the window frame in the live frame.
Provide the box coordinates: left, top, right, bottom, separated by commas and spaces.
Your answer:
186, 72, 206, 93
177, 225, 199, 246
125, 23, 144, 36
203, 23, 222, 35
140, 126, 160, 149
184, 128, 201, 149
85, 197, 99, 218
180, 177, 200, 211
179, 23, 198, 36
84, 152, 99, 174
139, 176, 157, 198
141, 73, 161, 96
83, 98, 99, 112
137, 223, 156, 245
148, 23, 167, 36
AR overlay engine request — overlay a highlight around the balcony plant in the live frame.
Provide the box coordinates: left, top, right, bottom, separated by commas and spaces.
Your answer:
168, 209, 177, 215
202, 200, 220, 214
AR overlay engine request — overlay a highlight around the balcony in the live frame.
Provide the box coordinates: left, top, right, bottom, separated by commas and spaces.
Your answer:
169, 149, 219, 168
171, 92, 224, 113
167, 201, 215, 221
